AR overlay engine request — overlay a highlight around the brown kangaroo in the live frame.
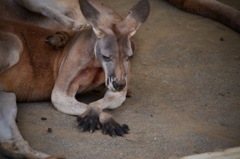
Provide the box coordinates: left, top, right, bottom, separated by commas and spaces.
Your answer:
167, 0, 240, 33
0, 0, 87, 30
0, 0, 150, 158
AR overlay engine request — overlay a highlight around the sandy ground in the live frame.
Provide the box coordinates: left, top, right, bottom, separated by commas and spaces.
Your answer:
17, 0, 240, 158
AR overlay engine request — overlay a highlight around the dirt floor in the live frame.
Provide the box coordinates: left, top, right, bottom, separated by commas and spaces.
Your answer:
17, 0, 240, 158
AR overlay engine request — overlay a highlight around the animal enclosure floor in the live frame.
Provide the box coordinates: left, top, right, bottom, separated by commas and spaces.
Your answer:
17, 0, 240, 158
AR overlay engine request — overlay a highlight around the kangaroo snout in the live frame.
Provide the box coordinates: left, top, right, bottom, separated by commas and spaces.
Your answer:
112, 79, 126, 91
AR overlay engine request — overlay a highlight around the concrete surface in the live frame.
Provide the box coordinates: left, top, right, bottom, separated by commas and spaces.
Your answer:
17, 0, 240, 158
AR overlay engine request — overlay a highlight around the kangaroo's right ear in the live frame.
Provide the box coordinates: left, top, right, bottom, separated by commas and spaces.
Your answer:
79, 0, 104, 37
79, 0, 99, 26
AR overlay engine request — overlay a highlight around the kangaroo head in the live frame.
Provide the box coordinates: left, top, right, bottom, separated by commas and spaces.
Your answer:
79, 0, 150, 92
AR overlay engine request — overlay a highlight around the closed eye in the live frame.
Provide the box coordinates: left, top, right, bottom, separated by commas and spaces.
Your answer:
102, 55, 112, 62
126, 55, 133, 61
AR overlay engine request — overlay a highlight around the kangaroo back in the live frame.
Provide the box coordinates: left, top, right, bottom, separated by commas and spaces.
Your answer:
168, 0, 240, 33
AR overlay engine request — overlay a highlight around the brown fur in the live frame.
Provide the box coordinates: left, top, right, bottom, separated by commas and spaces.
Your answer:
0, 0, 150, 158
0, 19, 103, 102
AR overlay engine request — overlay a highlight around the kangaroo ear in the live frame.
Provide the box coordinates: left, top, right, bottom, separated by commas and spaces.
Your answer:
117, 0, 150, 37
79, 0, 104, 38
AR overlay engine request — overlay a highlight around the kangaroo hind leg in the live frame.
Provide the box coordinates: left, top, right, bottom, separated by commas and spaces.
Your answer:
0, 91, 52, 159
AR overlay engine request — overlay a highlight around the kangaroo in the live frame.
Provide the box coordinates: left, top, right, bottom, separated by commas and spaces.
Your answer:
0, 0, 88, 30
0, 0, 150, 158
167, 0, 240, 33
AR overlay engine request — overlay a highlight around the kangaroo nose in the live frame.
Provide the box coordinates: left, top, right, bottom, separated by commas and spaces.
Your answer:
112, 80, 126, 91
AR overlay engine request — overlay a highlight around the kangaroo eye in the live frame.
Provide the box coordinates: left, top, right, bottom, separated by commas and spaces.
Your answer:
102, 55, 111, 62
126, 55, 133, 61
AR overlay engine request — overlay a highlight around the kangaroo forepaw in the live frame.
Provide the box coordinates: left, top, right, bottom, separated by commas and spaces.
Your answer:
44, 31, 70, 49
77, 110, 129, 137
77, 109, 102, 133
101, 118, 129, 137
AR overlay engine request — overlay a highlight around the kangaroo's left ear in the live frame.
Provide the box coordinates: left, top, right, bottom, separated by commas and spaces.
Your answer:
117, 0, 150, 37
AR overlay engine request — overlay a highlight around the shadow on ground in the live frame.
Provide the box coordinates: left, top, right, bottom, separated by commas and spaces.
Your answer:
17, 0, 240, 158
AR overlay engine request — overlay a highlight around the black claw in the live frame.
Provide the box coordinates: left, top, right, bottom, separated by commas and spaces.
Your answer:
122, 124, 130, 134
115, 127, 124, 136
122, 124, 129, 130
110, 129, 116, 137
90, 125, 96, 133
89, 118, 98, 133
80, 119, 90, 132
102, 118, 129, 137
76, 116, 84, 126
97, 123, 102, 129
76, 110, 102, 133
102, 128, 107, 135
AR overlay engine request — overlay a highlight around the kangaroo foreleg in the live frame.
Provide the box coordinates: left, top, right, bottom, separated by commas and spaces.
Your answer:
51, 47, 94, 115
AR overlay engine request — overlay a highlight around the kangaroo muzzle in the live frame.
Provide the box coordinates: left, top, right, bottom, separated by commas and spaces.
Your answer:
107, 76, 127, 92
112, 79, 126, 91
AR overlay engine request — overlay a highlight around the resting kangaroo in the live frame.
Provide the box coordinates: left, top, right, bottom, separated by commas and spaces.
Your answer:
167, 0, 240, 33
0, 0, 87, 30
0, 0, 150, 158
2, 0, 239, 33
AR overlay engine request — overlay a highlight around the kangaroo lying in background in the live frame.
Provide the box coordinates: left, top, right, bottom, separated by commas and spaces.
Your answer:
2, 0, 239, 33
0, 0, 150, 159
0, 0, 88, 30
13, 0, 87, 30
167, 0, 240, 33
